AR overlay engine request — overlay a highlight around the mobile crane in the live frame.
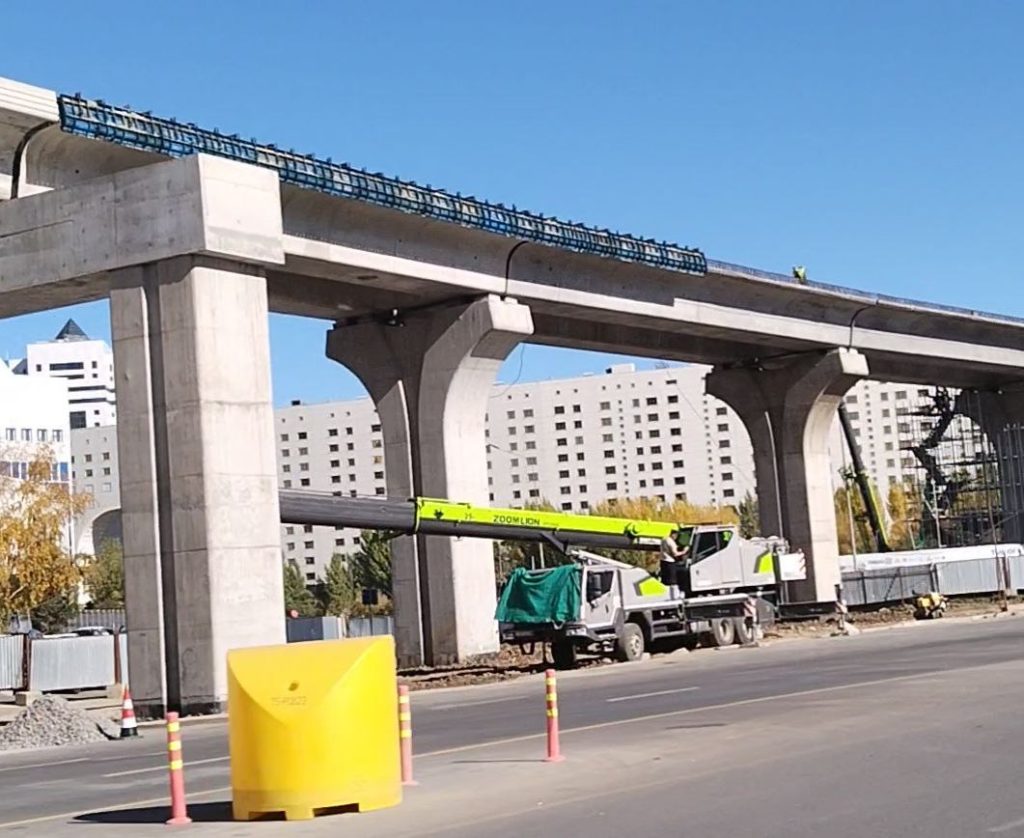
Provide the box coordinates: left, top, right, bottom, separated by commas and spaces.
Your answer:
279, 491, 808, 667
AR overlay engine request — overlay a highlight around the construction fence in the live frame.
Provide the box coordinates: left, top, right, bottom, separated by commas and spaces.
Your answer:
0, 632, 128, 694
842, 554, 1024, 607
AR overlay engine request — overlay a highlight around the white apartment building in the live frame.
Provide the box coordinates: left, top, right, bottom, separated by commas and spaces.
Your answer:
0, 359, 71, 482
18, 320, 116, 429
69, 425, 122, 555
69, 362, 932, 582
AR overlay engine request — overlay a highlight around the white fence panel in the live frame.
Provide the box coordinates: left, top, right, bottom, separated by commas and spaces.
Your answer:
0, 635, 24, 690
29, 635, 118, 692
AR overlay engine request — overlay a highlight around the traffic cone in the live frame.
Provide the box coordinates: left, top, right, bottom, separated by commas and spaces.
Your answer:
119, 685, 138, 739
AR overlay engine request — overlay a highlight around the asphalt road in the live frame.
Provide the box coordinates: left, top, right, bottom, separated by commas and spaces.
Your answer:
0, 614, 1023, 835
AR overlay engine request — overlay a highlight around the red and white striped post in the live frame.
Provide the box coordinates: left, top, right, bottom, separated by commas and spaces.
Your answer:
165, 712, 191, 826
397, 685, 417, 786
544, 669, 564, 763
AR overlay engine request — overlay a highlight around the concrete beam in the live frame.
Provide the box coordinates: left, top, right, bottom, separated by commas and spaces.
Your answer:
707, 349, 869, 603
327, 295, 534, 666
0, 154, 285, 318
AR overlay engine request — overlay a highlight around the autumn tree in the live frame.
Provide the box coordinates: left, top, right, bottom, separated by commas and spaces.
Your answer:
82, 538, 125, 609
589, 496, 738, 571
0, 447, 89, 629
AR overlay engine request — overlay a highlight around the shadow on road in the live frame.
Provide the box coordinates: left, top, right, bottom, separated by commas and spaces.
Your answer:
75, 801, 234, 824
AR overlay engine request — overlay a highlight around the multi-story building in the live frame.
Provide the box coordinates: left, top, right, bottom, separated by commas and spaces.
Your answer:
69, 425, 122, 555
18, 319, 116, 429
0, 359, 71, 480
70, 361, 929, 582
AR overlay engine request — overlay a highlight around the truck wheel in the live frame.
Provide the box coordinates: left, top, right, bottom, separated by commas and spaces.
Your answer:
551, 640, 578, 670
616, 623, 645, 662
710, 618, 735, 647
733, 617, 756, 646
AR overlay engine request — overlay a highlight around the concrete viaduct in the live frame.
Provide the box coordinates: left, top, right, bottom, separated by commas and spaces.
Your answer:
3, 76, 1024, 715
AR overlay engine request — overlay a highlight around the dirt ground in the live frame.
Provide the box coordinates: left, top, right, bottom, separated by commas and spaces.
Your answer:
399, 595, 1020, 691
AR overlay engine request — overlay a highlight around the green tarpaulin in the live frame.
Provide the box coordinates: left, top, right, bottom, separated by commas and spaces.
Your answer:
495, 565, 582, 625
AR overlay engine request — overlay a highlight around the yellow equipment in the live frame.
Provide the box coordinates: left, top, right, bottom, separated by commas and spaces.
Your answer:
227, 636, 401, 821
913, 591, 947, 620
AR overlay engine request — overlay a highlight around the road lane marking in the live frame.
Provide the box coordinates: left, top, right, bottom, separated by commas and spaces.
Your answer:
606, 687, 699, 703
0, 785, 230, 830
431, 696, 523, 710
416, 669, 967, 758
102, 756, 228, 778
990, 816, 1024, 833
0, 757, 89, 773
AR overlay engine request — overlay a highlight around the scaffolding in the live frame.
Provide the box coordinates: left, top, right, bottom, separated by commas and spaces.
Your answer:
896, 387, 1003, 548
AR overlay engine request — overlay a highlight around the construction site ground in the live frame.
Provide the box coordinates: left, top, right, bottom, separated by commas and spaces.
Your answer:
397, 594, 1019, 691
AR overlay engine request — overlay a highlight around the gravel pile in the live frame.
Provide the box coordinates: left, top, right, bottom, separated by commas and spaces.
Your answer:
0, 696, 118, 751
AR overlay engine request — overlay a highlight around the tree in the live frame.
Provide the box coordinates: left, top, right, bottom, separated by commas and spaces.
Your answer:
349, 530, 392, 598
588, 496, 739, 571
282, 561, 318, 617
320, 554, 357, 616
886, 483, 919, 550
82, 538, 125, 609
737, 491, 760, 538
0, 447, 90, 629
31, 592, 80, 635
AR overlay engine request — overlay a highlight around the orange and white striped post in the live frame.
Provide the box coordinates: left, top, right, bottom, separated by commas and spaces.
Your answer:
165, 712, 191, 826
398, 685, 417, 786
544, 669, 565, 763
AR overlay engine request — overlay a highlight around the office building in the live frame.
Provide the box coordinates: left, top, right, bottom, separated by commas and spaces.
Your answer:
18, 319, 116, 428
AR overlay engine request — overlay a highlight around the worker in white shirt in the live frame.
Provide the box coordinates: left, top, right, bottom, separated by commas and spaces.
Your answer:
660, 529, 690, 599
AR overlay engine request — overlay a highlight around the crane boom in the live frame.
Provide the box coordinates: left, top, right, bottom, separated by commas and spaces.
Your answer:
279, 491, 685, 550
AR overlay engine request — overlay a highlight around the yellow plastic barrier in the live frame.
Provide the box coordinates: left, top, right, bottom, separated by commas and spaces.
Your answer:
227, 636, 401, 821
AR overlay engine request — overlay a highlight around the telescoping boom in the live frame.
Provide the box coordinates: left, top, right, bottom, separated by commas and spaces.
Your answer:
278, 491, 678, 550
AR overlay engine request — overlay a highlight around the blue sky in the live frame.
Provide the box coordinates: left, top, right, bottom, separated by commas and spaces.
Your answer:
3, 1, 1021, 405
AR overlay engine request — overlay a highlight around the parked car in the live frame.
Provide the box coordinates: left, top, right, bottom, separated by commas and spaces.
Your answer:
72, 626, 112, 637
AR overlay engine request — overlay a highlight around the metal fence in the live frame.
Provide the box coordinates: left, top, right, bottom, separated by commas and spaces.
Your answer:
0, 636, 25, 690
28, 635, 124, 693
68, 610, 126, 632
346, 616, 395, 638
842, 554, 1024, 607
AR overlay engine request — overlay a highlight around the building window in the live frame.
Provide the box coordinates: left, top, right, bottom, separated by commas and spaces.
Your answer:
554, 422, 566, 431
328, 428, 338, 437
557, 454, 568, 463
718, 439, 730, 448
600, 401, 611, 410
723, 489, 735, 498
299, 463, 310, 472
528, 489, 540, 498
525, 441, 536, 450
667, 395, 678, 404
606, 482, 618, 491
557, 438, 567, 447
721, 455, 732, 465
604, 450, 614, 458
371, 424, 382, 433
300, 478, 310, 487
650, 430, 661, 439
605, 466, 616, 475
646, 397, 657, 406
717, 423, 729, 432
21, 429, 31, 442
298, 447, 308, 456
602, 434, 614, 443
560, 486, 571, 495
675, 476, 686, 485
523, 409, 534, 418
507, 410, 516, 419
281, 449, 290, 458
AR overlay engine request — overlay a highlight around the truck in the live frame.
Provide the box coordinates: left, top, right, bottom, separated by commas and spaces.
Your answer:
275, 492, 808, 666
495, 522, 806, 668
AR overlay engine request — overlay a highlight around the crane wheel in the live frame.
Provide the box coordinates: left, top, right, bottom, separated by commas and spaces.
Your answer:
710, 618, 736, 647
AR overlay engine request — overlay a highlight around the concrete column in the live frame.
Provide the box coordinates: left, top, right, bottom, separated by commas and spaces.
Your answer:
110, 256, 285, 716
327, 294, 533, 666
707, 348, 869, 603
956, 389, 1024, 544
